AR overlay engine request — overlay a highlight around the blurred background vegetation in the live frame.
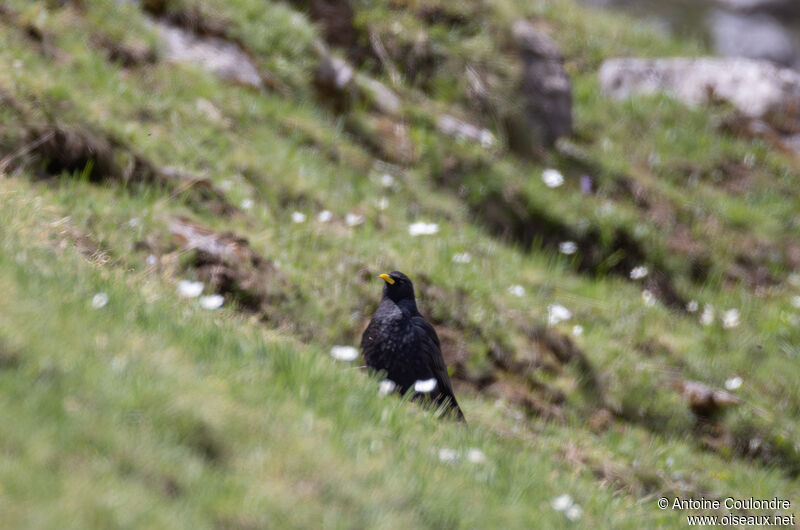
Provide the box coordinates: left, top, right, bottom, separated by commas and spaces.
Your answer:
1, 0, 799, 527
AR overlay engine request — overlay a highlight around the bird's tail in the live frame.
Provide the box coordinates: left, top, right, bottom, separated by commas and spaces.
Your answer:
440, 393, 466, 423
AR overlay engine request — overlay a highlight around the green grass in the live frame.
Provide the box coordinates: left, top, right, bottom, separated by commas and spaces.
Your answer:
1, 0, 800, 527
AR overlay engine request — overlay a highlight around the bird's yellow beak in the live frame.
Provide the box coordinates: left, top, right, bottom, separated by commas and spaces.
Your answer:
379, 273, 395, 285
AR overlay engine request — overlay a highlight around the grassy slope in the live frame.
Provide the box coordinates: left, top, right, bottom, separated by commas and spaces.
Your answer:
1, 0, 799, 527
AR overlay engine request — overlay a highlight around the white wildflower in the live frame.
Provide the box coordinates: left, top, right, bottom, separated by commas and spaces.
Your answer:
479, 129, 495, 149
508, 285, 525, 297
542, 168, 564, 188
466, 448, 486, 464
725, 376, 743, 391
565, 504, 583, 521
700, 305, 715, 326
572, 325, 584, 336
199, 294, 225, 310
408, 222, 439, 236
177, 279, 204, 298
110, 355, 127, 374
378, 379, 397, 396
414, 378, 437, 393
791, 296, 800, 309
686, 300, 699, 312
218, 179, 233, 191
548, 304, 572, 326
241, 198, 254, 210
317, 210, 333, 223
330, 345, 359, 362
380, 173, 395, 188
630, 266, 649, 280
377, 197, 389, 210
345, 213, 365, 227
291, 211, 306, 223
722, 309, 740, 329
438, 448, 459, 464
551, 494, 573, 512
91, 292, 109, 309
146, 254, 158, 267
641, 289, 656, 307
128, 217, 141, 228
559, 241, 577, 255
452, 252, 472, 264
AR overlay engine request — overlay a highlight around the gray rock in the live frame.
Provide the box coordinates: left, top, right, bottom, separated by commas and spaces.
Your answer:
355, 76, 402, 116
510, 20, 573, 152
155, 22, 262, 88
316, 53, 355, 91
708, 10, 797, 66
599, 57, 800, 129
714, 0, 800, 17
436, 114, 495, 148
314, 43, 402, 116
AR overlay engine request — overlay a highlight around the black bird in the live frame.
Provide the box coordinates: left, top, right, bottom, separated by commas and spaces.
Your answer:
361, 271, 465, 421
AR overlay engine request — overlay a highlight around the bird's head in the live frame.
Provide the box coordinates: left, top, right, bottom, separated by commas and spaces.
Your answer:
379, 271, 416, 303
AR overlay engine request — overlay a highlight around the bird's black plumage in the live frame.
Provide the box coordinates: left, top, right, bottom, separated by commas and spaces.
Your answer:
361, 271, 465, 421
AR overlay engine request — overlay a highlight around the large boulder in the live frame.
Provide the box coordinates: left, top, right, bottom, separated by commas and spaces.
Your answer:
155, 22, 263, 88
708, 11, 797, 67
508, 20, 573, 153
714, 0, 800, 17
599, 57, 800, 132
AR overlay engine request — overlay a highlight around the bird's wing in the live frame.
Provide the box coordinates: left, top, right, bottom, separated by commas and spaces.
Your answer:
360, 317, 382, 366
411, 315, 462, 410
